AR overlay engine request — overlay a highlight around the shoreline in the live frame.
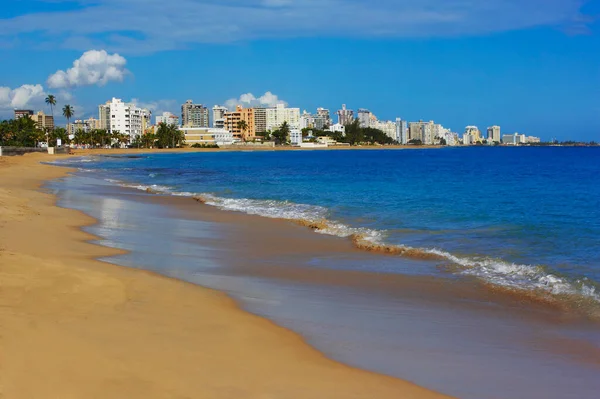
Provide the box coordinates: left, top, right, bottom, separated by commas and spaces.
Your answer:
0, 153, 452, 397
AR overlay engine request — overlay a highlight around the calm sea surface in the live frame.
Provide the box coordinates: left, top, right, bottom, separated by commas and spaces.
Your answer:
60, 147, 600, 305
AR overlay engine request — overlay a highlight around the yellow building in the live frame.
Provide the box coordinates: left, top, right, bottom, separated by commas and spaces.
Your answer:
35, 111, 54, 131
224, 105, 256, 141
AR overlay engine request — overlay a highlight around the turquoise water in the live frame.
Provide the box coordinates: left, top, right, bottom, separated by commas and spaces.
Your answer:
59, 147, 600, 306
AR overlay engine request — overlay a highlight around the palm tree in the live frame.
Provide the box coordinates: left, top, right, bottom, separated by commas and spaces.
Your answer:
62, 104, 74, 133
237, 120, 249, 141
45, 94, 56, 144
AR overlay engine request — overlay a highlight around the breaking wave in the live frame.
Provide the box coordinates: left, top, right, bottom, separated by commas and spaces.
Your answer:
107, 179, 600, 311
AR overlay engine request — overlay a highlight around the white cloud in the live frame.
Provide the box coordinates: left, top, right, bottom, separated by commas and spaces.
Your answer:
0, 84, 46, 110
47, 50, 129, 89
130, 98, 178, 116
0, 1, 592, 53
224, 91, 288, 110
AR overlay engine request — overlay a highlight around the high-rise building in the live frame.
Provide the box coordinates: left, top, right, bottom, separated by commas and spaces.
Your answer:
316, 108, 331, 127
300, 111, 315, 129
98, 98, 152, 139
181, 100, 209, 128
357, 109, 373, 128
395, 118, 408, 144
266, 104, 300, 132
14, 109, 34, 119
253, 107, 267, 134
487, 126, 501, 143
336, 104, 354, 126
408, 120, 436, 144
35, 111, 54, 131
224, 105, 256, 141
212, 105, 228, 128
464, 126, 481, 142
156, 112, 179, 126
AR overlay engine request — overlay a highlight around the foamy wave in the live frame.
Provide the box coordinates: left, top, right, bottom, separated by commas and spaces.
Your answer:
426, 249, 600, 303
104, 179, 600, 307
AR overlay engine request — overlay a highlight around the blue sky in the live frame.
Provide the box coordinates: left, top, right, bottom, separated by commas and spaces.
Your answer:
1, 0, 599, 140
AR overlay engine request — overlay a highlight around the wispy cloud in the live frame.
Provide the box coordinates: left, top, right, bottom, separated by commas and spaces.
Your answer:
0, 1, 593, 54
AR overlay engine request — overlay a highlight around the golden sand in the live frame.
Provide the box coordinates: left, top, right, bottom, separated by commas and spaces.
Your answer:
0, 153, 452, 399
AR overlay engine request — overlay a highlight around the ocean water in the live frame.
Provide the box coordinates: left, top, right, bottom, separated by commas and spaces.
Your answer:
57, 147, 600, 309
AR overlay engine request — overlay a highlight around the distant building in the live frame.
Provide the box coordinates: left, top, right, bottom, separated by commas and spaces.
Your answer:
487, 126, 501, 143
224, 105, 256, 141
336, 104, 354, 126
68, 117, 101, 137
212, 105, 228, 129
180, 127, 234, 146
527, 136, 541, 143
181, 100, 209, 128
266, 104, 300, 131
463, 126, 482, 145
316, 107, 332, 127
14, 109, 34, 119
396, 118, 408, 144
328, 123, 346, 134
156, 112, 179, 126
300, 111, 315, 129
290, 128, 303, 146
408, 121, 436, 144
35, 111, 54, 131
253, 107, 267, 134
98, 98, 152, 139
502, 133, 527, 145
357, 109, 373, 128
371, 119, 397, 141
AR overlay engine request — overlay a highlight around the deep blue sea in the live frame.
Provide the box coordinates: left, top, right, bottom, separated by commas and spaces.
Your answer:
60, 147, 600, 306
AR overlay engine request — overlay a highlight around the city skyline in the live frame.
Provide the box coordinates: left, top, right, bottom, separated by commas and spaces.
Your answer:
1, 1, 599, 141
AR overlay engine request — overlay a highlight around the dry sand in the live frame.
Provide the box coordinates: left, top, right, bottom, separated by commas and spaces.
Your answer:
0, 153, 452, 399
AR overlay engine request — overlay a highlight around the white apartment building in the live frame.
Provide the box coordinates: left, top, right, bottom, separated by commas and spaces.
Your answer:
212, 105, 228, 128
156, 112, 179, 126
372, 119, 397, 141
290, 128, 303, 146
396, 118, 408, 144
357, 109, 373, 128
300, 110, 315, 129
98, 98, 151, 139
328, 123, 346, 134
266, 104, 300, 131
487, 126, 501, 143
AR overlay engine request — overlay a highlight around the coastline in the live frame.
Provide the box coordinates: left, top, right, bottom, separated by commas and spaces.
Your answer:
0, 153, 452, 398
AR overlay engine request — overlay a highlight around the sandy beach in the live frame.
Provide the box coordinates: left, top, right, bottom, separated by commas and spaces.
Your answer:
0, 153, 452, 398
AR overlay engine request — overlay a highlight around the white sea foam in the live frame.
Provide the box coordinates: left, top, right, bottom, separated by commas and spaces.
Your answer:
426, 248, 600, 302
102, 178, 600, 305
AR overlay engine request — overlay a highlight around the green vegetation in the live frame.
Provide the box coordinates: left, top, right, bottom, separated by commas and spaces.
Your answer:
0, 117, 44, 147
271, 121, 290, 144
155, 122, 185, 149
191, 143, 219, 148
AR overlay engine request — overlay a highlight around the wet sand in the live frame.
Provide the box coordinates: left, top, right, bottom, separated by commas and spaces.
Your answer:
50, 169, 600, 398
0, 153, 452, 398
